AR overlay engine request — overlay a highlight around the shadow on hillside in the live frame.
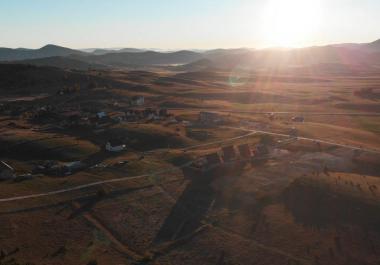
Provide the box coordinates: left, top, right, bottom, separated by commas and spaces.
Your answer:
283, 178, 380, 234
153, 179, 215, 244
0, 185, 153, 216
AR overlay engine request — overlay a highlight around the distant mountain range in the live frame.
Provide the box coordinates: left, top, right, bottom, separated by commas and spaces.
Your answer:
85, 48, 147, 55
1, 40, 380, 72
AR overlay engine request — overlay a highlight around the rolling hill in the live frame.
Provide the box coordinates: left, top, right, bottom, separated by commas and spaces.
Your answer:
77, 50, 203, 66
14, 56, 108, 70
0, 44, 85, 61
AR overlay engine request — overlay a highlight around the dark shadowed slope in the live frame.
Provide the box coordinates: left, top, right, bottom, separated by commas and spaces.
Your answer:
77, 50, 203, 66
14, 56, 108, 70
0, 64, 148, 95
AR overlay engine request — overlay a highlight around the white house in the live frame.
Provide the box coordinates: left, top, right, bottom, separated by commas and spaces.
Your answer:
106, 140, 126, 152
0, 161, 15, 180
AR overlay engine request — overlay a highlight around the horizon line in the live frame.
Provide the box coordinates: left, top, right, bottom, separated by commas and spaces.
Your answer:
2, 38, 379, 52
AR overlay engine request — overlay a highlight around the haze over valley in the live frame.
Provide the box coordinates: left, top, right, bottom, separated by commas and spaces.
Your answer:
1, 1, 380, 265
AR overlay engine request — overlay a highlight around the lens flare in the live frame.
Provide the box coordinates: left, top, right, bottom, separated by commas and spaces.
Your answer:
259, 0, 322, 47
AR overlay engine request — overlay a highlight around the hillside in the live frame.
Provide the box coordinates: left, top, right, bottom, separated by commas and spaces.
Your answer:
0, 44, 85, 61
0, 64, 138, 95
2, 39, 380, 71
14, 56, 108, 70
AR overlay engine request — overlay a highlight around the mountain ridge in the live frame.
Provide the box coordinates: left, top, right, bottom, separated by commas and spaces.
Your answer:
3, 39, 380, 71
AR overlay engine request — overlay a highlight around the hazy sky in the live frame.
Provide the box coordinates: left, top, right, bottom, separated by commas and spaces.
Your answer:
0, 0, 379, 49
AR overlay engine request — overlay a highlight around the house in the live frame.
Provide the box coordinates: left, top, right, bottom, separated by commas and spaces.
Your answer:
97, 111, 107, 119
59, 111, 82, 127
13, 173, 34, 182
126, 109, 135, 117
182, 120, 192, 126
167, 117, 179, 124
147, 112, 160, 120
130, 96, 145, 106
62, 161, 85, 175
159, 109, 168, 117
109, 112, 126, 122
0, 161, 15, 180
143, 108, 160, 120
144, 108, 156, 116
106, 140, 126, 152
199, 112, 222, 124
125, 109, 145, 121
289, 127, 298, 137
291, 116, 304, 122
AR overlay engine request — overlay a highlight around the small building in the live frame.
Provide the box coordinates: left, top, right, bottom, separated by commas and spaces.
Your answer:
109, 112, 126, 122
97, 111, 107, 119
144, 108, 156, 116
0, 161, 15, 180
159, 109, 168, 117
289, 127, 298, 137
130, 96, 145, 106
291, 116, 304, 122
222, 145, 237, 162
238, 144, 252, 159
126, 109, 135, 117
199, 112, 222, 124
147, 112, 160, 120
182, 120, 192, 126
106, 140, 126, 152
65, 161, 83, 171
125, 109, 141, 121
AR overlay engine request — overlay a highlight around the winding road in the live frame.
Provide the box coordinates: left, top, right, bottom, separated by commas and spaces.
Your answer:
222, 126, 380, 154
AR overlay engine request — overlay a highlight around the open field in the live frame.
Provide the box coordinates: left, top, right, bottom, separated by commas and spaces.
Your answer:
0, 63, 379, 265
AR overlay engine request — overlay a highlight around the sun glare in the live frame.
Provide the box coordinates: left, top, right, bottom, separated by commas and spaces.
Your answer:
260, 0, 322, 47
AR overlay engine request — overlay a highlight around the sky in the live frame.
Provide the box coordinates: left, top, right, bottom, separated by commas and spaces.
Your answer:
0, 0, 379, 49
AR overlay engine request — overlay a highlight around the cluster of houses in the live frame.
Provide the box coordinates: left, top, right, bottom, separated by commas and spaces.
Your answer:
21, 102, 171, 130
105, 139, 126, 152
124, 108, 169, 122
0, 103, 30, 117
189, 142, 269, 171
198, 111, 224, 125
183, 142, 270, 181
32, 160, 85, 177
0, 161, 39, 181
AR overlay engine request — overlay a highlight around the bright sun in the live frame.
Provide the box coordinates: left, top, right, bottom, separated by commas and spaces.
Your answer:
260, 0, 322, 47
